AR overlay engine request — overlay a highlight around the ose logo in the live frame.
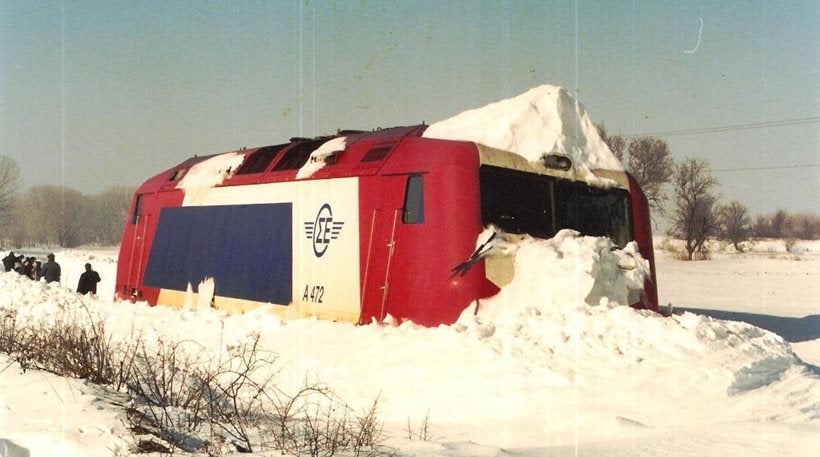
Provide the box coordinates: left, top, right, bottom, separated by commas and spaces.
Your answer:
304, 203, 345, 258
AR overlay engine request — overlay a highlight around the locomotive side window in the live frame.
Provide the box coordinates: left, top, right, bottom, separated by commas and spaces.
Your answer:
403, 175, 425, 224
131, 194, 143, 225
167, 168, 187, 181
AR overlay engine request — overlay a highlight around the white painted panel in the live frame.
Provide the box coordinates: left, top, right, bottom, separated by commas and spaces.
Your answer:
179, 179, 361, 320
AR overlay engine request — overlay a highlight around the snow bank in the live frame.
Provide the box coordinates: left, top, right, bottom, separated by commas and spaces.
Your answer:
423, 84, 622, 181
1, 237, 818, 455
460, 229, 649, 325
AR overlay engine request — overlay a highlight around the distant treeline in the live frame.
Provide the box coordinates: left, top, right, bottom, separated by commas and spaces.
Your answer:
747, 210, 820, 240
1, 184, 134, 248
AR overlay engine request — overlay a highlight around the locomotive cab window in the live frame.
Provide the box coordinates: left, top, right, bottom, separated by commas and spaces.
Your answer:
480, 165, 632, 247
480, 166, 555, 238
403, 175, 425, 224
555, 181, 632, 248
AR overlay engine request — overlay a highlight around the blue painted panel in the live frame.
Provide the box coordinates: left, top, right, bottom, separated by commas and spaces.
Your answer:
144, 204, 293, 304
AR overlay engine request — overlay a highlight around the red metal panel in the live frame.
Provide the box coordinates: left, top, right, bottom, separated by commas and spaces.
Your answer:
357, 137, 489, 326
115, 189, 184, 303
626, 173, 659, 312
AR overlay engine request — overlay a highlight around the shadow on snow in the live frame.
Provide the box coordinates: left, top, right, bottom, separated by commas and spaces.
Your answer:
675, 308, 820, 344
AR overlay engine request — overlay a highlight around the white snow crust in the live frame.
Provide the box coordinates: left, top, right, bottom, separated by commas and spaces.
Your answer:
295, 136, 347, 179
175, 151, 245, 204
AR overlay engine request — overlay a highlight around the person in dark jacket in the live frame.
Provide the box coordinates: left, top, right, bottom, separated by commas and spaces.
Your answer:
22, 257, 36, 279
77, 263, 101, 295
2, 251, 21, 272
41, 253, 61, 283
33, 260, 42, 281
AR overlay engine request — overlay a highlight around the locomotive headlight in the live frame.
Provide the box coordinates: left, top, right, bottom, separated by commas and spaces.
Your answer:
542, 154, 572, 171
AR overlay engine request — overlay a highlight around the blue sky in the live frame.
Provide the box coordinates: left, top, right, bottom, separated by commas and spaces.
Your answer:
1, 0, 817, 217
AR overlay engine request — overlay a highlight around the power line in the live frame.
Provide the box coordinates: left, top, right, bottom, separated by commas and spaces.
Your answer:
623, 116, 820, 138
712, 163, 820, 173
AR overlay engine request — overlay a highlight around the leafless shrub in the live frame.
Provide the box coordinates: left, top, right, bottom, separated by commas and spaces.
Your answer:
266, 384, 339, 455
0, 304, 137, 387
1, 305, 396, 456
353, 395, 390, 454
405, 410, 432, 442
126, 338, 212, 453
201, 334, 280, 453
263, 386, 395, 457
0, 309, 22, 354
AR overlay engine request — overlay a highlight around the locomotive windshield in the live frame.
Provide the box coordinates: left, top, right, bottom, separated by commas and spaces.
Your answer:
480, 166, 632, 248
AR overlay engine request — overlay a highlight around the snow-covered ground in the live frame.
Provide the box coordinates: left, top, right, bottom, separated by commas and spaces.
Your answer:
656, 237, 820, 368
0, 235, 818, 457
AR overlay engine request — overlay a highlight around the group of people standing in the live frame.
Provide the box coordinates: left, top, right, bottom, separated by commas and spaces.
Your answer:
2, 251, 100, 295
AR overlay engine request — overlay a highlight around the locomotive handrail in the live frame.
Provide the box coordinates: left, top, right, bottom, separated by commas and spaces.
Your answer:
379, 208, 401, 321
360, 209, 379, 324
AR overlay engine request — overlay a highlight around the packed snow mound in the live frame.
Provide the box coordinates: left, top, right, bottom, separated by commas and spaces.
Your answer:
461, 229, 649, 325
423, 84, 623, 177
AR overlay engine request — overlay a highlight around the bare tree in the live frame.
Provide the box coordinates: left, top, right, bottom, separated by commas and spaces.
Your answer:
596, 124, 626, 162
671, 158, 720, 260
718, 201, 751, 251
0, 156, 20, 235
595, 126, 674, 220
626, 137, 675, 218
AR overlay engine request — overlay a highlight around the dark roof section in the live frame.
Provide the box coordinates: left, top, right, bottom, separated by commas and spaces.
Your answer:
235, 144, 289, 175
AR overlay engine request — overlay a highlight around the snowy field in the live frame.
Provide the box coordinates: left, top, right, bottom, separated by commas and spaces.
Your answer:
0, 235, 818, 457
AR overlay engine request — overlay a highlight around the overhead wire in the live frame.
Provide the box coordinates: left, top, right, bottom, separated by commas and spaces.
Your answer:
623, 116, 820, 138
712, 163, 820, 173
619, 116, 820, 173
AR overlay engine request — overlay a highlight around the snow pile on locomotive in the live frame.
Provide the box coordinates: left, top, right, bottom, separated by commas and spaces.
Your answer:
423, 84, 623, 178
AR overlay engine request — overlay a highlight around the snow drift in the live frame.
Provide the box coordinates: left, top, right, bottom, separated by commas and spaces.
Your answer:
1, 235, 818, 455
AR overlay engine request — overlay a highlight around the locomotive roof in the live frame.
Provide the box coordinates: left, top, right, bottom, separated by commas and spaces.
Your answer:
135, 120, 628, 196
